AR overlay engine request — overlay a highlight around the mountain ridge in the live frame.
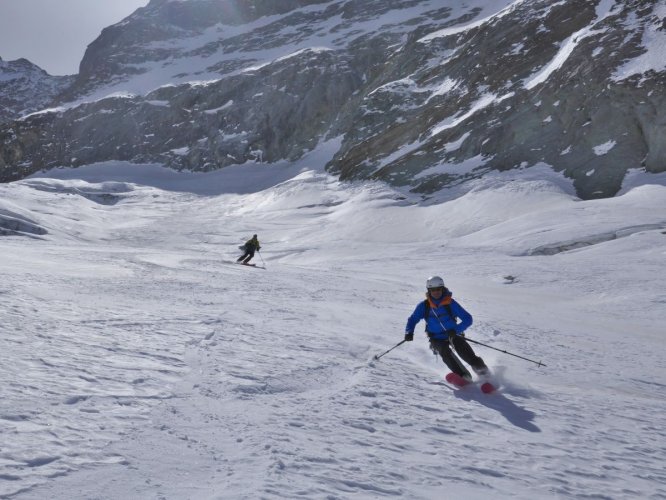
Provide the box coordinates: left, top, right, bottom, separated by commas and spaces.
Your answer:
0, 0, 664, 199
0, 56, 73, 124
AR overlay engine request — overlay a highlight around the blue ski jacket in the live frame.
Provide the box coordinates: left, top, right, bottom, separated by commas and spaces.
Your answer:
405, 295, 473, 340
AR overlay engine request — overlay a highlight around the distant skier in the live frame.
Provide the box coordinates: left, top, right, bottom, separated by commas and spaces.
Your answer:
237, 234, 261, 264
404, 276, 488, 381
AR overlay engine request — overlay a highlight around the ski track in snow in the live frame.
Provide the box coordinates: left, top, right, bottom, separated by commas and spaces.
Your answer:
1, 165, 665, 499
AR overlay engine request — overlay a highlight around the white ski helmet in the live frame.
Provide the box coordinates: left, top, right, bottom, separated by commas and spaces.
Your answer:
426, 276, 445, 289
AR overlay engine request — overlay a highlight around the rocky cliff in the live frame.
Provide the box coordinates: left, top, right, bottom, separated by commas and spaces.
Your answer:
0, 57, 73, 124
0, 0, 664, 199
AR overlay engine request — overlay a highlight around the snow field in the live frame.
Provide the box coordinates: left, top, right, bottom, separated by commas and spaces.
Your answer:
1, 160, 665, 499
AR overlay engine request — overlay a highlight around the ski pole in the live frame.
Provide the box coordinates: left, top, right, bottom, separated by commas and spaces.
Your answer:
464, 338, 546, 367
429, 302, 546, 367
373, 340, 406, 360
257, 250, 266, 268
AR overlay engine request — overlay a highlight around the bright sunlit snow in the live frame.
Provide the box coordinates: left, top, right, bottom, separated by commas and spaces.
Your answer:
613, 2, 666, 81
1, 144, 665, 499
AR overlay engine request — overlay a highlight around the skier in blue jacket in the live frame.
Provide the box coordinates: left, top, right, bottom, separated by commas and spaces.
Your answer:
405, 276, 488, 380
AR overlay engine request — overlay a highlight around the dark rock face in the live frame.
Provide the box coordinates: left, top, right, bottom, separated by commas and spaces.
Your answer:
1, 0, 664, 199
0, 48, 359, 180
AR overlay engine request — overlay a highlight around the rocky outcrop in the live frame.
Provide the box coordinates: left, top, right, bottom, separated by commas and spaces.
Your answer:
1, 0, 664, 199
0, 57, 73, 124
57, 0, 338, 102
0, 48, 359, 180
329, 0, 666, 198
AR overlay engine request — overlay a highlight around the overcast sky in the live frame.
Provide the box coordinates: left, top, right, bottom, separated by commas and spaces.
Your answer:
0, 0, 149, 75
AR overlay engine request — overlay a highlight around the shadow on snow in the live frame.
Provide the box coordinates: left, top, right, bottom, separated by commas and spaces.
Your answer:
452, 388, 541, 433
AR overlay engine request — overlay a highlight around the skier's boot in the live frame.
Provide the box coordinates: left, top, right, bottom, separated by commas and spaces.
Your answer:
473, 363, 489, 377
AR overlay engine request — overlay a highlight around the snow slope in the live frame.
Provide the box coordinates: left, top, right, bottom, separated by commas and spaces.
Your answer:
1, 152, 665, 498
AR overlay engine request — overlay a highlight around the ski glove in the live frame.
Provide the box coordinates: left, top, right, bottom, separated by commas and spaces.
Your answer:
404, 332, 414, 342
447, 329, 464, 340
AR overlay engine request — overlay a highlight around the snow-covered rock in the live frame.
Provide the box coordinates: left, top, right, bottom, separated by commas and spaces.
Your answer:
0, 57, 73, 124
0, 0, 664, 199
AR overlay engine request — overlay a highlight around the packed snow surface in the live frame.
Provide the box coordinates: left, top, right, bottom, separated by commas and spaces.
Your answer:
1, 151, 665, 499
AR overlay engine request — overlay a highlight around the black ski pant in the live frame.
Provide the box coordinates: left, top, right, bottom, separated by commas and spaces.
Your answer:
237, 249, 255, 263
429, 334, 487, 379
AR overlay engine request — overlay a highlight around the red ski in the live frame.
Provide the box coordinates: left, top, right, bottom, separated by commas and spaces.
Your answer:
445, 372, 471, 388
480, 382, 496, 394
445, 372, 497, 394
